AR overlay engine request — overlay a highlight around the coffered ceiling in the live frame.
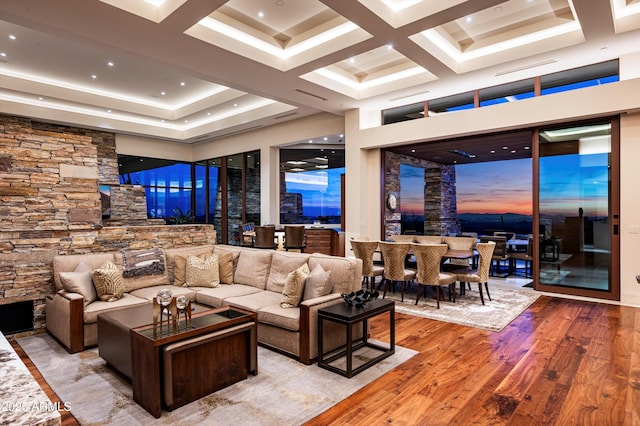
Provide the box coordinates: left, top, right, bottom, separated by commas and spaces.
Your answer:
0, 0, 639, 144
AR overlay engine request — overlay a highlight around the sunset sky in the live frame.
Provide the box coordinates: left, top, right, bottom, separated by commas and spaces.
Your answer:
400, 153, 609, 218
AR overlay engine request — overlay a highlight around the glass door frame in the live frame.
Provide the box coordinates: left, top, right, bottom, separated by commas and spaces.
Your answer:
532, 116, 620, 301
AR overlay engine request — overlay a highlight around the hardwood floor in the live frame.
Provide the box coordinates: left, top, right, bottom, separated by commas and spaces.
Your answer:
15, 295, 639, 425
306, 295, 640, 425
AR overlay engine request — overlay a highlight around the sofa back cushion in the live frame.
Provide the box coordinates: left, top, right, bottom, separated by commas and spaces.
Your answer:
165, 245, 215, 285
308, 254, 362, 295
266, 251, 311, 293
234, 248, 273, 289
114, 250, 170, 292
53, 252, 116, 291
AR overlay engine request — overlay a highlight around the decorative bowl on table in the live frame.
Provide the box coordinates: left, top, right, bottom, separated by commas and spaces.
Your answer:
341, 290, 379, 307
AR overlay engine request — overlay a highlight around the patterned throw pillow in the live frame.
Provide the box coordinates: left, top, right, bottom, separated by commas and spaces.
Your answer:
281, 263, 310, 308
92, 261, 124, 302
302, 263, 333, 301
173, 254, 206, 287
59, 262, 97, 306
185, 254, 220, 288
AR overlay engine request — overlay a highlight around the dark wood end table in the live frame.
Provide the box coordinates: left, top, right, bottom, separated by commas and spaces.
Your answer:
317, 298, 395, 378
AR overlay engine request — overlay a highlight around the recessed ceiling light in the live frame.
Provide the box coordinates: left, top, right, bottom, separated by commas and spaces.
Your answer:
387, 44, 393, 50
207, 112, 211, 116
309, 140, 313, 143
466, 16, 472, 23
323, 137, 328, 141
91, 74, 97, 79
233, 103, 238, 107
107, 61, 114, 67
107, 109, 112, 113
160, 119, 165, 122
184, 119, 189, 123
180, 82, 185, 86
38, 96, 43, 100
258, 11, 264, 18
490, 150, 496, 153
411, 149, 416, 153
511, 150, 516, 153
349, 58, 355, 63
525, 146, 530, 150
0, 52, 6, 57
161, 91, 166, 95
502, 146, 508, 150
9, 35, 16, 40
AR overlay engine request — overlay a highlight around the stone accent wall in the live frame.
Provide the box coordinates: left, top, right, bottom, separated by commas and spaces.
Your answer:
0, 114, 216, 335
384, 151, 460, 238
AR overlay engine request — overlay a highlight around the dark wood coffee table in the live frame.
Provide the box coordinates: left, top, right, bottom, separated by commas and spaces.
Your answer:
317, 298, 394, 378
129, 306, 257, 418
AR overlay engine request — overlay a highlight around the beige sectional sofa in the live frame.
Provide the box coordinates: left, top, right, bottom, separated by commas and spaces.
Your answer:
46, 244, 362, 364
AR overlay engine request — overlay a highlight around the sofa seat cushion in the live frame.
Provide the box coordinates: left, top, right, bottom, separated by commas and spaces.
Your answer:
223, 290, 281, 312
195, 285, 262, 308
257, 304, 300, 332
83, 294, 148, 324
129, 285, 199, 303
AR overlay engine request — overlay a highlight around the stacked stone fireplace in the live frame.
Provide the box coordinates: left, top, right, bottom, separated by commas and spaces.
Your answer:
0, 114, 216, 335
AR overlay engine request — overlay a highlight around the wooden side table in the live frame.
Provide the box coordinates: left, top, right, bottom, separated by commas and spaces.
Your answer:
317, 298, 394, 378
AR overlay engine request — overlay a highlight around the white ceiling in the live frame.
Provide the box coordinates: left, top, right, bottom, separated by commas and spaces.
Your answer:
0, 0, 639, 144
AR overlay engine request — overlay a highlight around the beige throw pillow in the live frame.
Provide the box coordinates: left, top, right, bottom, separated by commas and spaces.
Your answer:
302, 263, 333, 300
92, 261, 124, 302
173, 253, 206, 287
218, 252, 234, 284
185, 254, 220, 288
281, 263, 310, 308
59, 262, 97, 306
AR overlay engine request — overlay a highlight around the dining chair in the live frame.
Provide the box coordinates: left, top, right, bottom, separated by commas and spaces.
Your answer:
378, 241, 416, 302
240, 222, 255, 247
283, 225, 306, 252
253, 225, 277, 249
414, 235, 443, 244
390, 234, 416, 242
479, 235, 509, 277
509, 235, 534, 277
411, 243, 457, 309
442, 236, 477, 271
350, 239, 384, 290
453, 241, 496, 305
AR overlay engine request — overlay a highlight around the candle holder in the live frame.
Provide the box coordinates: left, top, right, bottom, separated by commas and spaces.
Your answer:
175, 295, 191, 330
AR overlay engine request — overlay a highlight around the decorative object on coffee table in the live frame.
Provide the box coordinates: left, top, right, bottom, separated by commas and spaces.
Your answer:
175, 295, 191, 330
153, 289, 177, 335
341, 289, 379, 307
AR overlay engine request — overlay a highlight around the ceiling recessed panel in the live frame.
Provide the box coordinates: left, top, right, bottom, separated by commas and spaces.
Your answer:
410, 0, 584, 74
99, 0, 187, 23
184, 0, 372, 71
300, 46, 437, 99
358, 0, 468, 28
611, 0, 640, 33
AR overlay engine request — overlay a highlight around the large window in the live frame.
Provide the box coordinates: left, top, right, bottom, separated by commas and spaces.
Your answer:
280, 148, 344, 225
118, 156, 192, 221
117, 150, 260, 245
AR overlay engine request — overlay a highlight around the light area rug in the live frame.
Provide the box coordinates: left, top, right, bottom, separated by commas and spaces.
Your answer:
384, 284, 540, 332
17, 334, 416, 426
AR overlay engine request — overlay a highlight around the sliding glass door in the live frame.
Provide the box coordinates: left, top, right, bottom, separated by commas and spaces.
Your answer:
536, 119, 619, 300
